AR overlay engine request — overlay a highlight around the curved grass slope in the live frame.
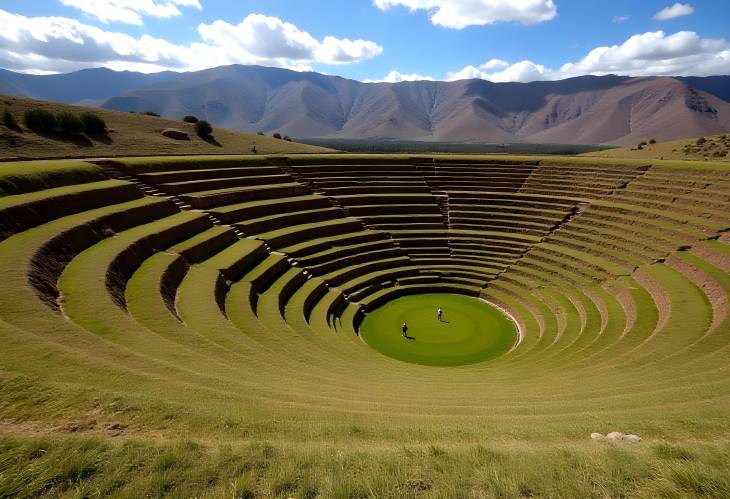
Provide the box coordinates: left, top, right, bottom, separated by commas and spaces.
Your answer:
0, 155, 729, 497
360, 293, 516, 366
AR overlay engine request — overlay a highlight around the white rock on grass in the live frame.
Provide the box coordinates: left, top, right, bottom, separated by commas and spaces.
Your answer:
591, 431, 641, 443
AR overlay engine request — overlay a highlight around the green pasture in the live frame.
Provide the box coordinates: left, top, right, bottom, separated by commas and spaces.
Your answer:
360, 293, 517, 366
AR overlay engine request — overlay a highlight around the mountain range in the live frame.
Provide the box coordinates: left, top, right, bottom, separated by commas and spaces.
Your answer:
2, 65, 729, 145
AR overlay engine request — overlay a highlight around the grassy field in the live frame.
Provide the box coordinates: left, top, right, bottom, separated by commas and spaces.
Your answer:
0, 95, 332, 160
583, 133, 730, 161
0, 154, 729, 497
360, 294, 517, 366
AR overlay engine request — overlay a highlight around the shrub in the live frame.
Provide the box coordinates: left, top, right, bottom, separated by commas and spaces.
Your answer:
80, 112, 107, 134
2, 108, 18, 130
57, 112, 84, 134
637, 144, 644, 150
696, 137, 706, 145
142, 111, 160, 117
649, 138, 656, 144
638, 141, 647, 147
195, 120, 213, 137
23, 108, 57, 132
273, 132, 282, 139
257, 131, 265, 136
183, 115, 199, 123
283, 136, 292, 142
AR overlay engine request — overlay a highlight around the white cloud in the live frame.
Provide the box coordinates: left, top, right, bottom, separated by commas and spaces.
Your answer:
0, 9, 186, 73
448, 60, 552, 82
373, 0, 557, 29
60, 0, 201, 26
653, 3, 694, 21
486, 60, 552, 82
481, 58, 509, 69
365, 70, 435, 83
447, 30, 730, 82
559, 31, 728, 78
197, 15, 382, 65
318, 36, 384, 64
0, 10, 383, 73
445, 65, 483, 81
612, 15, 630, 23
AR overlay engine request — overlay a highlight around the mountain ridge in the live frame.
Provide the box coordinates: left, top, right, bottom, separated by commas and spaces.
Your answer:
1, 65, 729, 145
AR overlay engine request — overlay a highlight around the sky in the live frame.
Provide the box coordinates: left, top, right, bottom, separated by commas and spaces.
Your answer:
0, 0, 728, 82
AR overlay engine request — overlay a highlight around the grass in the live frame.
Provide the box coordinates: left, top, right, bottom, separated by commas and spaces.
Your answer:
360, 294, 518, 366
585, 133, 730, 162
0, 159, 105, 195
0, 95, 332, 160
0, 154, 729, 496
1, 435, 729, 498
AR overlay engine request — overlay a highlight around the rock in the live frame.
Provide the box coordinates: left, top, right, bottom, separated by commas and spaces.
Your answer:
593, 431, 642, 443
606, 431, 625, 441
162, 128, 190, 140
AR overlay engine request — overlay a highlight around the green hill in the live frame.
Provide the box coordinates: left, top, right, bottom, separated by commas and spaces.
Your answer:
584, 133, 730, 161
0, 95, 332, 160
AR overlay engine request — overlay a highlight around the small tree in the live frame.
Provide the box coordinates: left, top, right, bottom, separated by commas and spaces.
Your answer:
272, 132, 282, 139
24, 108, 57, 132
80, 112, 107, 135
2, 109, 18, 130
649, 138, 656, 144
251, 143, 257, 154
183, 115, 199, 123
195, 120, 213, 137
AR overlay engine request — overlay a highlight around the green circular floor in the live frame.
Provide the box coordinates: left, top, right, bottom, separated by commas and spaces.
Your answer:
359, 293, 518, 366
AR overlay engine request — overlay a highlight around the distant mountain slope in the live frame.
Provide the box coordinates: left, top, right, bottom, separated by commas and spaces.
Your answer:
1, 65, 729, 145
677, 76, 730, 103
0, 68, 177, 104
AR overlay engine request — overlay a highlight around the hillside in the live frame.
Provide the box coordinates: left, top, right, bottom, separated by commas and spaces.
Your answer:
0, 154, 729, 496
1, 65, 729, 146
584, 133, 730, 161
0, 95, 332, 160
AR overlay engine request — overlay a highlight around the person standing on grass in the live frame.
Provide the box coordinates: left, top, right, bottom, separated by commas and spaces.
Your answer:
437, 307, 443, 322
402, 321, 408, 338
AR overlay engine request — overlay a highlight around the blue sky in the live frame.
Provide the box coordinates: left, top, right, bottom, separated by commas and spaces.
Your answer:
0, 1, 728, 81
